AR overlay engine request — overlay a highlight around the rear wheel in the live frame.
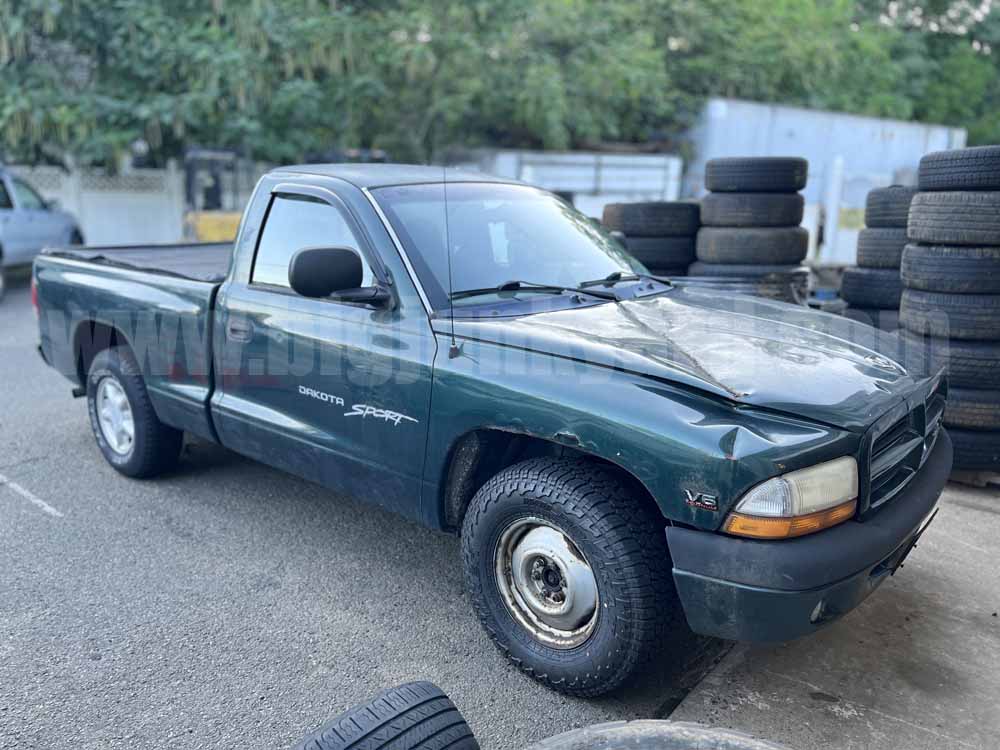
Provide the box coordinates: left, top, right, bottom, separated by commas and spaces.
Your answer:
461, 457, 678, 697
86, 346, 183, 477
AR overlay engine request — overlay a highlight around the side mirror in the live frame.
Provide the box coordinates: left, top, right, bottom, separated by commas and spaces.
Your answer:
287, 246, 391, 306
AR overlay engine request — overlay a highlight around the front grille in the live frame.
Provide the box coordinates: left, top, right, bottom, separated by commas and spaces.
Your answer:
863, 377, 946, 513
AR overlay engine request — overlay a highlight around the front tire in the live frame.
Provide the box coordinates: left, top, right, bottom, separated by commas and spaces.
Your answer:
461, 458, 679, 697
86, 346, 183, 478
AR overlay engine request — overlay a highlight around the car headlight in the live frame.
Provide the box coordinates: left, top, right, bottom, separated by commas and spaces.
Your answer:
723, 456, 859, 539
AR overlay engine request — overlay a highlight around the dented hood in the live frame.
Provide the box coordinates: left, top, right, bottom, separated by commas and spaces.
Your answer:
449, 285, 936, 432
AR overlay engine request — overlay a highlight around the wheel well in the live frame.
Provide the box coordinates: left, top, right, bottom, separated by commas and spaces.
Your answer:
75, 320, 130, 383
441, 429, 665, 532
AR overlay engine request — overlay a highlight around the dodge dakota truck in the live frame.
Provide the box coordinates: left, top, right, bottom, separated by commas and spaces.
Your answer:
34, 165, 951, 697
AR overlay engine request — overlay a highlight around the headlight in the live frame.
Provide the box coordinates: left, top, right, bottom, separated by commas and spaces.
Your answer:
723, 457, 859, 539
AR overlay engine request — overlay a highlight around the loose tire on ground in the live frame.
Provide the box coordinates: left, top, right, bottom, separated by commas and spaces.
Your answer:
948, 427, 1000, 471
622, 236, 696, 267
291, 682, 479, 750
700, 193, 804, 228
840, 267, 903, 309
901, 244, 1000, 294
944, 388, 1000, 431
918, 145, 1000, 191
900, 289, 1000, 340
601, 202, 700, 237
86, 346, 183, 478
704, 157, 807, 194
864, 186, 918, 228
524, 720, 791, 750
856, 228, 908, 268
461, 457, 679, 697
695, 227, 808, 264
908, 191, 1000, 246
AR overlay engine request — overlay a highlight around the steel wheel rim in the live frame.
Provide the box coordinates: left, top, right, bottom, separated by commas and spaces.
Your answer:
494, 516, 599, 649
96, 376, 135, 456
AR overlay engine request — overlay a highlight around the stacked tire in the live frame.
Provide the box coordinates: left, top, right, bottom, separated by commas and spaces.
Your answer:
688, 157, 810, 303
841, 186, 916, 331
900, 145, 1000, 473
601, 201, 700, 277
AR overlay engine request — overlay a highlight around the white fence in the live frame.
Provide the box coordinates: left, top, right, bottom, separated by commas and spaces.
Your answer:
9, 163, 185, 245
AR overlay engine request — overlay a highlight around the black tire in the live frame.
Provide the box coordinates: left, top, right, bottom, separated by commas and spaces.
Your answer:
291, 682, 479, 750
645, 265, 689, 278
840, 267, 902, 309
864, 186, 918, 228
695, 227, 807, 264
944, 388, 1000, 431
687, 261, 802, 278
900, 334, 1000, 389
623, 236, 696, 267
856, 228, 908, 269
86, 346, 183, 478
948, 427, 1000, 471
900, 289, 1000, 340
704, 157, 807, 193
601, 202, 700, 237
525, 721, 792, 750
908, 191, 1000, 246
700, 193, 803, 228
918, 145, 1000, 191
461, 457, 678, 697
842, 306, 900, 331
901, 244, 1000, 294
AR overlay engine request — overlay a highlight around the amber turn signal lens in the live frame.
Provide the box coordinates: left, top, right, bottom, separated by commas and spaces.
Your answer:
723, 498, 857, 540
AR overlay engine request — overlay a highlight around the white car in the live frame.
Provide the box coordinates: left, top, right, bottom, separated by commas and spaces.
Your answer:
0, 168, 83, 299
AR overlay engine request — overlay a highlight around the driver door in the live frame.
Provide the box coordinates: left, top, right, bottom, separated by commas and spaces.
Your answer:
212, 183, 435, 522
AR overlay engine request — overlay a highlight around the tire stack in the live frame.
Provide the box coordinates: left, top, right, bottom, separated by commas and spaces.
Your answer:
841, 186, 916, 331
688, 157, 810, 303
601, 202, 700, 277
900, 145, 1000, 474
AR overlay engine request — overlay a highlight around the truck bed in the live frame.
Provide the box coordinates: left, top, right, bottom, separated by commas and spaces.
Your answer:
45, 242, 232, 283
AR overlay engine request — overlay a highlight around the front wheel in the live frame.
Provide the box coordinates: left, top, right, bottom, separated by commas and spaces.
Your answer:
461, 457, 680, 697
86, 346, 183, 477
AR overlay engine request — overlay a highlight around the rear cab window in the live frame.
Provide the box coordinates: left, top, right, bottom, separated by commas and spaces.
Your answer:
250, 194, 374, 290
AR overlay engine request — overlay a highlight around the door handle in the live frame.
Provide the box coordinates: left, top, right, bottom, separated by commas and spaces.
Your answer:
226, 319, 254, 342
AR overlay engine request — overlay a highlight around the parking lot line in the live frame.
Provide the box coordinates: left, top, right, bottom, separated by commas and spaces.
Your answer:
0, 473, 64, 518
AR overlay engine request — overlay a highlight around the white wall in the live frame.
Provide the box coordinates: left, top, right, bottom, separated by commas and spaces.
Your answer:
9, 162, 185, 245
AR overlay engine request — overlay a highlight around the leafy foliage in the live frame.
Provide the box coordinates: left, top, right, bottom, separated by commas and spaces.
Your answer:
2, 0, 998, 166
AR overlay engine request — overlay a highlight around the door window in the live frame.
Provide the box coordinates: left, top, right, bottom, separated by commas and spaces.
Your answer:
251, 194, 372, 289
11, 178, 46, 210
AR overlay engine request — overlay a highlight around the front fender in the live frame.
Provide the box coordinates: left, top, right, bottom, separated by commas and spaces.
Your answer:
424, 335, 857, 530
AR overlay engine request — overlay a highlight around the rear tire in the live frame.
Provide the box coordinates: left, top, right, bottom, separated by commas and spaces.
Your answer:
291, 682, 479, 750
86, 346, 183, 478
461, 457, 678, 697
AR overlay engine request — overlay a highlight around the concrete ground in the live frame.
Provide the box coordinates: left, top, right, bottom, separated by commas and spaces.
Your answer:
1, 270, 997, 749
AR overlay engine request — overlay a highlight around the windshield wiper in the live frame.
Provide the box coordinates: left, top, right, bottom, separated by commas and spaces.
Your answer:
579, 270, 671, 288
450, 280, 618, 301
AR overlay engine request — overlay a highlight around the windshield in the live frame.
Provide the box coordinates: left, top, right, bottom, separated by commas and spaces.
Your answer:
373, 182, 646, 310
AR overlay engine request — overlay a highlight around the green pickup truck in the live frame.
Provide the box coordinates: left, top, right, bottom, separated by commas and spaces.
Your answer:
34, 165, 951, 697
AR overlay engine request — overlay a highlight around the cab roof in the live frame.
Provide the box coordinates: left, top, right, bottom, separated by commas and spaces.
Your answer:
270, 163, 521, 189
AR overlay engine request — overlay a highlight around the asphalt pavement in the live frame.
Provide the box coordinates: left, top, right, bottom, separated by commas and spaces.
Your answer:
2, 269, 997, 750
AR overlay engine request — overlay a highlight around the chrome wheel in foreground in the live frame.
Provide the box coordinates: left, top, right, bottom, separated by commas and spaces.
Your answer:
494, 517, 599, 649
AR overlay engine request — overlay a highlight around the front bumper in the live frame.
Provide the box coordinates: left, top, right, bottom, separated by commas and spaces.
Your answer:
667, 429, 952, 642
